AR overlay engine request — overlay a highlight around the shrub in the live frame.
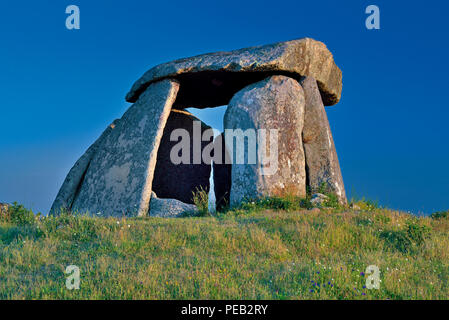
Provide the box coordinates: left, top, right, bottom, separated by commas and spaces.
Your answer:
380, 229, 412, 253
7, 202, 36, 225
314, 183, 344, 210
350, 198, 379, 211
239, 195, 308, 212
323, 193, 341, 209
379, 220, 430, 253
431, 210, 449, 220
406, 220, 431, 246
300, 197, 313, 210
192, 187, 210, 217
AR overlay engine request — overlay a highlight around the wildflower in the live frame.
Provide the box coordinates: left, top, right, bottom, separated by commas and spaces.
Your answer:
362, 293, 366, 296
360, 272, 365, 276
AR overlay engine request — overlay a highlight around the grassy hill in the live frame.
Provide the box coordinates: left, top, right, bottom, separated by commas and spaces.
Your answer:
0, 198, 448, 300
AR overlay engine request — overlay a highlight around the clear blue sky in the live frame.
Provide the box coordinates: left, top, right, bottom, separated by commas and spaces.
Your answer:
0, 0, 448, 215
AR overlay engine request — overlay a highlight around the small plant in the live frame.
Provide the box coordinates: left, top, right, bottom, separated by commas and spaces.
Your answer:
260, 195, 301, 211
374, 213, 391, 224
316, 182, 330, 195
350, 198, 379, 211
313, 183, 343, 210
379, 229, 412, 253
379, 220, 430, 253
431, 210, 449, 220
240, 194, 307, 212
406, 220, 431, 246
6, 202, 36, 225
222, 194, 314, 216
192, 187, 210, 217
300, 197, 313, 210
322, 193, 341, 209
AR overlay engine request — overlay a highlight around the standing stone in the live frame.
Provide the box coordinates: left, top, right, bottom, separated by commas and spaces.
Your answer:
50, 119, 119, 215
300, 76, 347, 204
152, 109, 212, 204
224, 75, 306, 205
212, 133, 232, 211
71, 79, 180, 217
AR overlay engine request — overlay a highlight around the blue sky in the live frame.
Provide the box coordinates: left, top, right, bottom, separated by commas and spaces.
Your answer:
0, 0, 448, 214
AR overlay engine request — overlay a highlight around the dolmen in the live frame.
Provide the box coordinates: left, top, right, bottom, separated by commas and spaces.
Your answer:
51, 38, 346, 217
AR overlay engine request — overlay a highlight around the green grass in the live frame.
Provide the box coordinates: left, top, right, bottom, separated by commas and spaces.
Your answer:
0, 200, 448, 300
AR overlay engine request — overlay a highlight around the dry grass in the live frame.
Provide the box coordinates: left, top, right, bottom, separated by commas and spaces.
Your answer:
0, 201, 448, 300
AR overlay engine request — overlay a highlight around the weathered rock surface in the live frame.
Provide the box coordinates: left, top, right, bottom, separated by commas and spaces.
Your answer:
212, 133, 232, 211
149, 192, 197, 218
300, 76, 347, 204
126, 38, 342, 107
152, 109, 212, 204
70, 79, 180, 217
310, 193, 329, 207
50, 120, 119, 215
224, 75, 307, 205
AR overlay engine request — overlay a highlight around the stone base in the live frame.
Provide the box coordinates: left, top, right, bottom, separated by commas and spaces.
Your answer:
150, 192, 197, 218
